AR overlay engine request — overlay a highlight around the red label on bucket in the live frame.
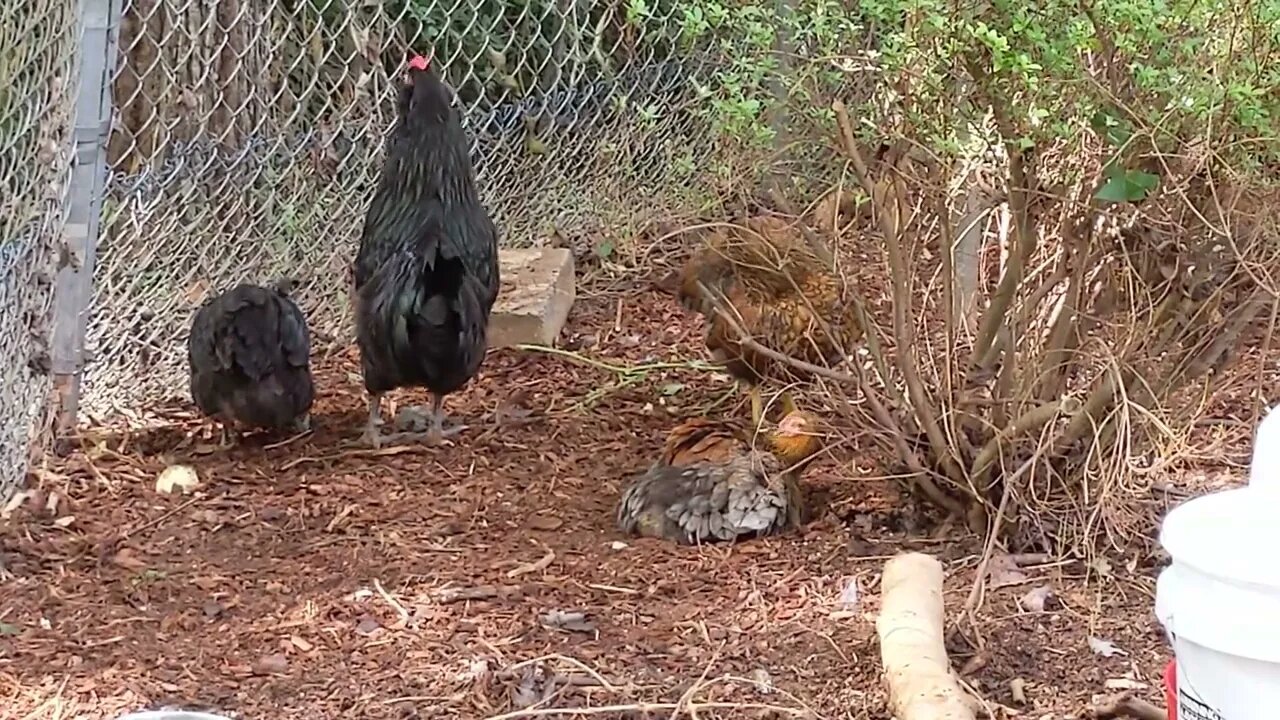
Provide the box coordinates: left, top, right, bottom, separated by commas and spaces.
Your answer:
1167, 662, 1223, 720
1178, 691, 1223, 720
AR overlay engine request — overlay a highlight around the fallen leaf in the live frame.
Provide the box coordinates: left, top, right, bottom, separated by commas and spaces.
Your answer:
191, 576, 220, 591
53, 515, 75, 528
182, 278, 212, 305
540, 609, 596, 634
1010, 677, 1028, 705
355, 616, 381, 636
748, 668, 774, 694
496, 392, 534, 424
111, 549, 147, 571
252, 654, 289, 675
1020, 585, 1055, 612
512, 664, 549, 708
192, 509, 222, 524
290, 635, 314, 652
507, 549, 555, 578
1088, 636, 1127, 658
985, 553, 1029, 588
837, 577, 860, 610
527, 514, 563, 531
156, 464, 199, 494
454, 657, 491, 684
1, 491, 30, 519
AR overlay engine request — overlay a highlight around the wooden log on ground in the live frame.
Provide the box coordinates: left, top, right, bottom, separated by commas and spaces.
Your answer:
877, 552, 976, 720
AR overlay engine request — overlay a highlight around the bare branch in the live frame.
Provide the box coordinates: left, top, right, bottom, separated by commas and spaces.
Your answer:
834, 100, 966, 485
971, 399, 1071, 494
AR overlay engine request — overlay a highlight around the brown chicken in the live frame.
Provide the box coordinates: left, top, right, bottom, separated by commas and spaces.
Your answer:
677, 216, 861, 425
615, 409, 824, 545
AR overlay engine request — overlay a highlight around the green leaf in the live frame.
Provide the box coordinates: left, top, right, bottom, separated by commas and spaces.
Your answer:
1090, 110, 1132, 148
1129, 170, 1160, 191
1095, 170, 1160, 204
660, 382, 685, 396
594, 240, 615, 260
1095, 176, 1134, 203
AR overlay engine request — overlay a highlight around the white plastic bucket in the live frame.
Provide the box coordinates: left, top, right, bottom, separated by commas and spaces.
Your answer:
1155, 405, 1280, 719
1249, 405, 1279, 491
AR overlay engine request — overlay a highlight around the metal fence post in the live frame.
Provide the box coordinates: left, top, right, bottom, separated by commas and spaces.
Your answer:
51, 0, 121, 440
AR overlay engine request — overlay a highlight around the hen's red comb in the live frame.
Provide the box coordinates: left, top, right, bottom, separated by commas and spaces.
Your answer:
407, 50, 433, 71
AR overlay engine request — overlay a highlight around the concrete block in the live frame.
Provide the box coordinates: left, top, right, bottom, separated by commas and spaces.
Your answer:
489, 247, 575, 348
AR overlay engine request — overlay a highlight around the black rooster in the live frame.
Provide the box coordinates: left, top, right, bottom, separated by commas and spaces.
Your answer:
353, 50, 501, 447
188, 281, 314, 446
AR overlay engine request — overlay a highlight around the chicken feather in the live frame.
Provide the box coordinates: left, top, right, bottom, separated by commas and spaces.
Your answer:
616, 410, 823, 545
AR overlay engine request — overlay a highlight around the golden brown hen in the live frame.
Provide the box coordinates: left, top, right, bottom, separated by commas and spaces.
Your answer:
677, 216, 862, 425
615, 410, 824, 545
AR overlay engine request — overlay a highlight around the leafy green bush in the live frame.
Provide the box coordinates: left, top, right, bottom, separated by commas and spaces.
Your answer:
661, 0, 1278, 548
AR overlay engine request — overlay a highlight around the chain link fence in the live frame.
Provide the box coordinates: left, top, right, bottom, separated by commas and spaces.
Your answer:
80, 0, 732, 416
0, 1, 80, 496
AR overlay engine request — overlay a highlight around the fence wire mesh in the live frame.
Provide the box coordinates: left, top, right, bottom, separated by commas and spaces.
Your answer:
0, 1, 79, 496
83, 0, 729, 416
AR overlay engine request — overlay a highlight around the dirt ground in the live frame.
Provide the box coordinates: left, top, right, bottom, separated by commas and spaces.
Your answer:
0, 274, 1251, 720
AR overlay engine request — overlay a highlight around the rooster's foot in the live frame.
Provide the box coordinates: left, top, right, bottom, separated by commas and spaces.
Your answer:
379, 423, 468, 447
426, 422, 468, 446
290, 414, 313, 434
361, 423, 384, 449
216, 424, 239, 450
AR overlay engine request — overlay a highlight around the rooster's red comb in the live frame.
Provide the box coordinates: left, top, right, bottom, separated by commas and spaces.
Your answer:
407, 50, 433, 71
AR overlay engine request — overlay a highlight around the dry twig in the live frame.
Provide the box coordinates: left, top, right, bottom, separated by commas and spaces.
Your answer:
1089, 694, 1166, 720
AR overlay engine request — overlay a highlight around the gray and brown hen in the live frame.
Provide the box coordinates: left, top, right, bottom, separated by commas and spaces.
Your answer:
616, 411, 823, 545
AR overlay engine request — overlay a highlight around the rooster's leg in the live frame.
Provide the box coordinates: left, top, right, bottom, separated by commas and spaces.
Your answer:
748, 385, 764, 428
362, 395, 384, 448
217, 422, 239, 449
424, 392, 467, 446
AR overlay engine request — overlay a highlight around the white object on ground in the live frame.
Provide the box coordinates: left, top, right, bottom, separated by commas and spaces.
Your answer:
877, 553, 975, 720
1155, 405, 1280, 720
155, 464, 199, 494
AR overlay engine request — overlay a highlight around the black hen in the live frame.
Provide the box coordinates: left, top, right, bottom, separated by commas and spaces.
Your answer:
353, 51, 500, 447
188, 282, 314, 445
